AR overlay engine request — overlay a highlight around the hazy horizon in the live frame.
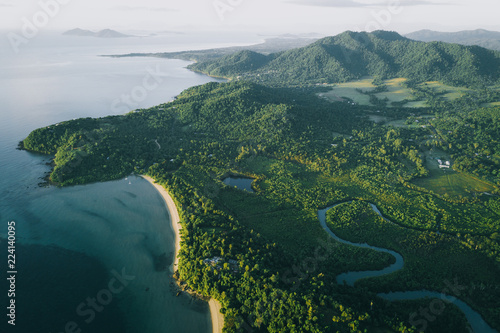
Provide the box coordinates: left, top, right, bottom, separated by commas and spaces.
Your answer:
1, 0, 499, 38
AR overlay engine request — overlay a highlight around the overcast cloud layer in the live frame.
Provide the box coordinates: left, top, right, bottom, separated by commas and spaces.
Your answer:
0, 0, 498, 34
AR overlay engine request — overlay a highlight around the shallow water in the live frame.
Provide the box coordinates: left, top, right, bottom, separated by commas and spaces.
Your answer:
0, 31, 260, 332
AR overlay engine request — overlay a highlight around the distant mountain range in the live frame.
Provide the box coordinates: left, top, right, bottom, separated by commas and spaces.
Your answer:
406, 29, 500, 51
63, 28, 133, 38
189, 30, 500, 87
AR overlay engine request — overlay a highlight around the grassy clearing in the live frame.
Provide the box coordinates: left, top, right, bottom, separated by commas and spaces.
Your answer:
322, 88, 371, 104
335, 77, 376, 90
320, 77, 376, 105
242, 155, 275, 175
482, 102, 500, 107
412, 150, 497, 196
419, 81, 469, 101
376, 78, 413, 103
321, 77, 423, 107
404, 100, 429, 108
321, 78, 474, 107
385, 78, 407, 86
414, 172, 497, 197
376, 91, 410, 103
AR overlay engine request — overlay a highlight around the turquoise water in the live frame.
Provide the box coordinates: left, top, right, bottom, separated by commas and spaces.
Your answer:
2, 176, 212, 332
0, 32, 259, 332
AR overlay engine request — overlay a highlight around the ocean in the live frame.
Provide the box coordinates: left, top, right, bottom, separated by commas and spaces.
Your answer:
0, 30, 261, 333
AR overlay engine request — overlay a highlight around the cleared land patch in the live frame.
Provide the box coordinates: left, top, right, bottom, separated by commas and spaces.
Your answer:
412, 149, 497, 196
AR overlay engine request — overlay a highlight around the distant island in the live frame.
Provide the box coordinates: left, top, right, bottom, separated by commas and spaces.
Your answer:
63, 28, 134, 38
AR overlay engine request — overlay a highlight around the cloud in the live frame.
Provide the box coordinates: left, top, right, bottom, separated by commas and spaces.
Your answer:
111, 6, 178, 12
285, 0, 445, 8
0, 2, 13, 7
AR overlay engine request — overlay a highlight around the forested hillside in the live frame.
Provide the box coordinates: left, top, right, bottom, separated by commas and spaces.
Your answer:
190, 31, 500, 87
22, 81, 500, 332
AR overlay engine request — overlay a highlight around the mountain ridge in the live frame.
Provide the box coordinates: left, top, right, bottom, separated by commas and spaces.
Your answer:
406, 29, 500, 51
189, 30, 500, 88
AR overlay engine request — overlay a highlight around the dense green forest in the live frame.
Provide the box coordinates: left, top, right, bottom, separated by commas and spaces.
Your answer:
23, 79, 500, 332
189, 31, 500, 88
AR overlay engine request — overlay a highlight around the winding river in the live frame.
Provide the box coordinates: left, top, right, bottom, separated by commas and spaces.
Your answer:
318, 203, 404, 286
319, 201, 497, 333
224, 177, 497, 333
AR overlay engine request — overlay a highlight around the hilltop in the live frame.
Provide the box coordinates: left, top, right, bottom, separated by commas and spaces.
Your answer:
189, 30, 500, 87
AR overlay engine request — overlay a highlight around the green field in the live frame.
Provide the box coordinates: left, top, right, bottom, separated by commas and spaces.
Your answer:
321, 77, 420, 107
482, 101, 500, 107
333, 77, 377, 90
321, 77, 404, 106
320, 78, 476, 108
420, 81, 469, 101
414, 172, 497, 197
404, 100, 429, 108
320, 87, 372, 105
376, 78, 413, 102
412, 150, 497, 196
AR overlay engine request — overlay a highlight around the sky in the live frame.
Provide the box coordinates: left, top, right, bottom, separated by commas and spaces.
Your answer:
1, 0, 499, 35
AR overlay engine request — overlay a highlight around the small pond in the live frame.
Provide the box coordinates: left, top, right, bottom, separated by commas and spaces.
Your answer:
222, 177, 255, 193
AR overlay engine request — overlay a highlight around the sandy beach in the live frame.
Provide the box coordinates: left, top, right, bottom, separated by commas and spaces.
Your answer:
141, 175, 224, 333
141, 175, 181, 269
209, 298, 224, 333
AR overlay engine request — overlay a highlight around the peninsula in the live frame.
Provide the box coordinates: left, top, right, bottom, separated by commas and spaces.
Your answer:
23, 31, 500, 332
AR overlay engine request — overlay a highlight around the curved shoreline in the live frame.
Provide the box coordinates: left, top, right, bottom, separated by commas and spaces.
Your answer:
140, 175, 224, 333
141, 175, 181, 269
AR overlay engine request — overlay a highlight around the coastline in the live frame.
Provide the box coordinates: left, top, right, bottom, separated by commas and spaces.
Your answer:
209, 299, 224, 333
141, 175, 181, 269
140, 175, 224, 333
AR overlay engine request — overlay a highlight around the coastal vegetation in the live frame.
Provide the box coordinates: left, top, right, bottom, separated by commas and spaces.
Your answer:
22, 31, 500, 332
